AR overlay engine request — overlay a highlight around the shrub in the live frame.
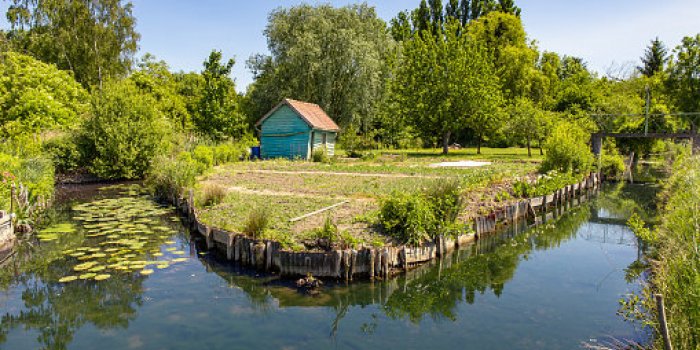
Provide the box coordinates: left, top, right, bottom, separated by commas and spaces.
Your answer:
599, 153, 625, 180
200, 183, 227, 207
192, 145, 214, 169
43, 135, 83, 173
379, 192, 435, 246
311, 148, 329, 163
146, 152, 201, 200
315, 216, 339, 245
0, 152, 54, 212
81, 80, 171, 179
243, 206, 270, 239
540, 121, 593, 175
425, 179, 464, 225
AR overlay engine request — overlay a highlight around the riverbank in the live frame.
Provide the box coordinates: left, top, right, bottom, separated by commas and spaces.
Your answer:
177, 160, 600, 279
628, 154, 700, 349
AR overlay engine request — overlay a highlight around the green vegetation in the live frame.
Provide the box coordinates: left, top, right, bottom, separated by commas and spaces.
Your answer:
624, 153, 700, 349
540, 121, 593, 175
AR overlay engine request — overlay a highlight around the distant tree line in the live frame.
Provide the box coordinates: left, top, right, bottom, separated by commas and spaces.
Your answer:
1, 0, 699, 180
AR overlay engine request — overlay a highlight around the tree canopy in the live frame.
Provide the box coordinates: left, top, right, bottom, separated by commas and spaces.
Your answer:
5, 0, 140, 88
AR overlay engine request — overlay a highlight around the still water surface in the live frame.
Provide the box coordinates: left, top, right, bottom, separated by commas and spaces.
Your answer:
0, 183, 654, 349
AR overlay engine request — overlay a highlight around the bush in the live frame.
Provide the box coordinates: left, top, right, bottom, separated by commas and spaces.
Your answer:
0, 152, 54, 212
599, 153, 625, 179
425, 179, 464, 225
43, 135, 83, 173
311, 148, 329, 163
81, 80, 171, 179
379, 192, 435, 246
243, 206, 270, 239
146, 152, 201, 200
200, 183, 227, 207
192, 145, 214, 169
540, 121, 593, 175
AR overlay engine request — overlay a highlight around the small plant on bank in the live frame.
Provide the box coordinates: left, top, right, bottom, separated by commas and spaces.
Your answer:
201, 183, 227, 207
243, 205, 270, 240
379, 192, 435, 246
315, 215, 338, 246
311, 148, 330, 163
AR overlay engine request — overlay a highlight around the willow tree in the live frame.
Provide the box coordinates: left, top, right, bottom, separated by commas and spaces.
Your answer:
392, 20, 503, 154
245, 3, 394, 131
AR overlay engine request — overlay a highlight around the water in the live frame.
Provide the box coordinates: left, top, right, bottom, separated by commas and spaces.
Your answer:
0, 182, 655, 350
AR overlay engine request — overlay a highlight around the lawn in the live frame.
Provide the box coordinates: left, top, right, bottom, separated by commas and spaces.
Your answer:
193, 148, 540, 250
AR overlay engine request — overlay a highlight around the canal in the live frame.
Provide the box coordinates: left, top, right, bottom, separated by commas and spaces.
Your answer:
0, 182, 655, 349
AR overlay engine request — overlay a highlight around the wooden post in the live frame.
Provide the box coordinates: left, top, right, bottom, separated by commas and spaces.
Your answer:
655, 294, 673, 350
10, 184, 14, 215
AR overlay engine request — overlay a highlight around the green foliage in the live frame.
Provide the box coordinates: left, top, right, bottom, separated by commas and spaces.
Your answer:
425, 179, 464, 225
540, 120, 593, 175
146, 152, 201, 200
246, 3, 393, 131
130, 55, 190, 131
243, 206, 270, 240
379, 192, 436, 246
315, 216, 339, 245
599, 153, 625, 180
512, 171, 579, 198
392, 19, 503, 154
0, 152, 54, 212
311, 148, 330, 163
638, 37, 668, 77
192, 145, 214, 169
6, 0, 140, 87
380, 180, 466, 245
627, 155, 700, 349
666, 34, 700, 129
82, 80, 171, 179
42, 135, 83, 173
195, 51, 247, 140
626, 213, 656, 244
0, 51, 89, 138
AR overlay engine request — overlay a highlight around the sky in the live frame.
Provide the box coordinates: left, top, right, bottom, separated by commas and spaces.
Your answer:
2, 0, 700, 92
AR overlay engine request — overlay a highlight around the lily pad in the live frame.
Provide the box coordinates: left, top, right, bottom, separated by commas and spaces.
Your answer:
59, 276, 78, 283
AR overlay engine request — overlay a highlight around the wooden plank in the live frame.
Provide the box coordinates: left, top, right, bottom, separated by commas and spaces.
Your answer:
289, 200, 350, 222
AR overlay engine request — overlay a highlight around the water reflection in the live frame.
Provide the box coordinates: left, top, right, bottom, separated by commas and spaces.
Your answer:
0, 183, 656, 350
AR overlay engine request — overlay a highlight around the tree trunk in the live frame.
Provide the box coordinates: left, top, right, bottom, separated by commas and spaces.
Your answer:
476, 132, 482, 155
442, 131, 451, 155
526, 134, 532, 157
539, 138, 544, 155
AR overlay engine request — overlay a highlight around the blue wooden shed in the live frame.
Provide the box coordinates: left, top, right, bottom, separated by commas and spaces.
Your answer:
255, 99, 340, 159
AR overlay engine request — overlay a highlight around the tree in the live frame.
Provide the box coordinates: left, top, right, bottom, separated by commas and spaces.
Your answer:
0, 51, 89, 138
541, 120, 593, 175
392, 20, 503, 154
81, 80, 170, 179
246, 4, 394, 131
195, 50, 247, 140
412, 0, 431, 33
390, 11, 413, 41
428, 0, 444, 33
507, 97, 546, 157
130, 54, 190, 131
5, 0, 140, 88
638, 37, 668, 77
666, 34, 700, 130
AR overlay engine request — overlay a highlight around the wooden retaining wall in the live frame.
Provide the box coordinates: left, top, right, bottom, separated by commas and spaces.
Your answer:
177, 172, 601, 281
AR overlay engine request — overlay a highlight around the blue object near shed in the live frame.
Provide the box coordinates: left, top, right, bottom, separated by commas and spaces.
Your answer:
255, 98, 340, 160
250, 146, 261, 160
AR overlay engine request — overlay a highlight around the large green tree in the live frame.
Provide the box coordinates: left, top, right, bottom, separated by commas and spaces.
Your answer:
666, 34, 700, 130
5, 0, 140, 88
392, 20, 503, 154
195, 50, 246, 140
246, 4, 394, 131
0, 51, 89, 138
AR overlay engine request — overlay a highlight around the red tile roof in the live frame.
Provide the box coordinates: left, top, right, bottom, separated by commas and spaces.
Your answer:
256, 98, 340, 132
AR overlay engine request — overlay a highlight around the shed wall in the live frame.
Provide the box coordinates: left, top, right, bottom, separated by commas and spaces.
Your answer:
260, 105, 311, 159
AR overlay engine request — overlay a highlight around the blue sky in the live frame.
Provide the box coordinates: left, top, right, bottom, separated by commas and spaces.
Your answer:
2, 1, 699, 92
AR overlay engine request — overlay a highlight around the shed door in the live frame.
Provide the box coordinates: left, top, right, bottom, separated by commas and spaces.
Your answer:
322, 133, 327, 148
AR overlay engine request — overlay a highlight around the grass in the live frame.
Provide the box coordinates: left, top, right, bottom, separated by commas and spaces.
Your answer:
193, 147, 540, 249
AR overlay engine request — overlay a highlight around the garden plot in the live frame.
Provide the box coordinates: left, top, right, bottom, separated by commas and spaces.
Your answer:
193, 153, 539, 249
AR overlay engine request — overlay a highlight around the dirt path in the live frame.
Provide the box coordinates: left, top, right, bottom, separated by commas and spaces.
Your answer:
240, 169, 445, 179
